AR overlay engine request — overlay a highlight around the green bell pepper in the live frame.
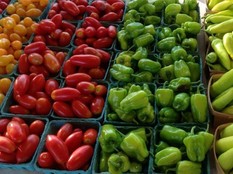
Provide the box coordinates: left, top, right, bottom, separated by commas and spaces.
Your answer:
159, 107, 180, 123
132, 71, 154, 83
168, 77, 191, 92
132, 47, 148, 60
107, 113, 120, 121
190, 85, 208, 123
183, 127, 206, 162
172, 28, 186, 43
137, 103, 155, 123
139, 3, 156, 15
165, 3, 182, 24
133, 33, 154, 48
128, 84, 141, 94
144, 16, 161, 26
120, 90, 149, 112
99, 151, 111, 172
198, 131, 214, 153
110, 64, 134, 82
161, 53, 174, 66
124, 9, 141, 22
172, 92, 190, 111
164, 0, 178, 6
159, 65, 175, 81
130, 127, 149, 142
186, 62, 200, 82
128, 0, 148, 10
125, 22, 145, 39
99, 124, 123, 153
174, 60, 191, 78
157, 37, 177, 52
205, 52, 218, 64
115, 108, 137, 123
108, 152, 130, 174
153, 0, 165, 12
121, 131, 149, 162
155, 147, 182, 167
171, 46, 188, 61
138, 59, 161, 74
181, 3, 190, 15
176, 160, 202, 174
108, 87, 128, 112
115, 53, 132, 67
117, 30, 129, 50
185, 0, 197, 10
129, 161, 143, 173
189, 10, 199, 22
142, 83, 154, 103
182, 21, 201, 35
160, 125, 188, 145
158, 27, 173, 40
155, 85, 174, 107
181, 38, 198, 52
175, 13, 193, 25
143, 24, 157, 36
155, 141, 169, 153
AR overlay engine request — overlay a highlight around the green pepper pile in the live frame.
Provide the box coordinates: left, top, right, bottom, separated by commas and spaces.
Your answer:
98, 125, 151, 173
107, 83, 155, 124
154, 125, 214, 174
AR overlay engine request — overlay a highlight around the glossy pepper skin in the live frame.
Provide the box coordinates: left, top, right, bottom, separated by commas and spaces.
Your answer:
142, 83, 154, 103
172, 92, 190, 111
144, 16, 161, 26
99, 124, 123, 153
155, 141, 169, 153
159, 107, 180, 123
159, 65, 175, 81
137, 103, 155, 123
129, 161, 142, 173
124, 10, 141, 22
175, 13, 193, 25
155, 85, 174, 107
132, 71, 154, 83
133, 33, 154, 48
172, 28, 186, 43
171, 46, 188, 61
164, 4, 182, 24
176, 160, 202, 174
128, 0, 147, 10
174, 60, 191, 78
108, 87, 127, 112
160, 125, 188, 145
117, 30, 129, 50
181, 38, 198, 52
190, 86, 208, 123
110, 64, 134, 82
161, 53, 173, 66
182, 21, 201, 35
168, 77, 191, 92
125, 22, 145, 39
138, 59, 161, 74
120, 90, 149, 113
99, 151, 111, 172
107, 152, 130, 174
115, 53, 132, 67
130, 127, 149, 142
132, 47, 148, 60
183, 127, 206, 162
198, 131, 214, 153
158, 27, 173, 40
115, 109, 137, 123
157, 37, 177, 52
154, 146, 182, 167
187, 62, 200, 82
120, 131, 149, 162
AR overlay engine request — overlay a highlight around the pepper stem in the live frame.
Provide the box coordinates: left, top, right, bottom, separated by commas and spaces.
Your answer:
190, 126, 196, 135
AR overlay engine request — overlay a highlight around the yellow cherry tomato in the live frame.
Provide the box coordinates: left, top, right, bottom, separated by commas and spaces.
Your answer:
6, 63, 15, 74
0, 38, 11, 50
0, 54, 14, 66
0, 93, 5, 105
0, 78, 12, 94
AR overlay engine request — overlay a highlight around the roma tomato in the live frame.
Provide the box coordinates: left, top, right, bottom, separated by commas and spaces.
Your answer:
56, 123, 73, 141
51, 29, 62, 40
66, 145, 94, 170
108, 25, 117, 38
84, 26, 96, 38
16, 94, 37, 110
37, 152, 55, 168
18, 54, 30, 74
11, 117, 25, 124
21, 123, 30, 138
62, 60, 77, 76
14, 74, 30, 96
29, 74, 46, 94
0, 136, 16, 153
63, 1, 80, 16
29, 65, 49, 78
76, 81, 96, 94
92, 0, 107, 11
0, 151, 16, 163
59, 32, 71, 47
37, 19, 56, 34
96, 49, 111, 63
61, 21, 76, 33
36, 97, 52, 115
96, 26, 108, 38
75, 28, 85, 39
93, 37, 113, 49
53, 101, 75, 118
51, 14, 62, 28
7, 120, 27, 144
95, 84, 107, 96
83, 47, 102, 58
51, 87, 81, 101
88, 68, 105, 79
29, 120, 45, 136
24, 42, 47, 55
44, 53, 61, 74
28, 53, 44, 66
65, 73, 92, 87
90, 96, 105, 115
45, 135, 69, 166
69, 54, 101, 68
45, 79, 59, 96
55, 51, 66, 65
16, 134, 40, 163
65, 131, 83, 154
0, 118, 10, 133
9, 105, 30, 114
72, 100, 93, 118
83, 128, 98, 145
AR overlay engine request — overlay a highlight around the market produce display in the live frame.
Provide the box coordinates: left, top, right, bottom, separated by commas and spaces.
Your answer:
0, 0, 228, 173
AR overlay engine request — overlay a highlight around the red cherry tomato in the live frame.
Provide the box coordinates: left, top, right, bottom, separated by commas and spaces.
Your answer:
21, 123, 30, 137
90, 96, 105, 115
28, 53, 44, 66
44, 53, 61, 74
83, 128, 98, 145
29, 65, 49, 78
45, 79, 59, 96
108, 25, 117, 38
53, 101, 75, 118
29, 74, 46, 94
76, 81, 96, 94
16, 94, 37, 110
95, 84, 107, 96
14, 74, 30, 96
84, 26, 96, 38
63, 0, 80, 16
59, 32, 72, 47
37, 19, 56, 34
37, 151, 55, 168
18, 54, 30, 74
0, 136, 17, 153
16, 134, 40, 163
7, 121, 27, 144
45, 135, 69, 166
96, 26, 108, 38
29, 120, 45, 136
9, 105, 30, 115
62, 60, 77, 76
36, 98, 52, 115
51, 14, 62, 28
75, 28, 85, 39
66, 145, 94, 170
56, 123, 73, 141
24, 42, 47, 55
65, 131, 83, 154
